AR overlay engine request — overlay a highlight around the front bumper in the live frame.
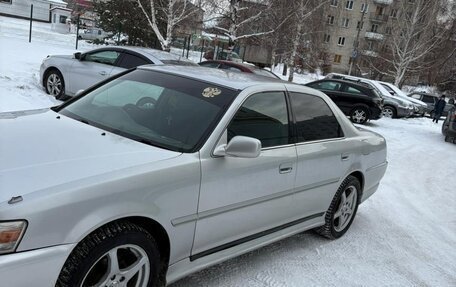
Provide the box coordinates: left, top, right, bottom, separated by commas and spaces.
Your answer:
369, 106, 383, 120
396, 106, 414, 118
0, 244, 75, 287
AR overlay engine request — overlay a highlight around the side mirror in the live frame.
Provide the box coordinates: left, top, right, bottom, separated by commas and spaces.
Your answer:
214, 136, 261, 158
75, 89, 84, 97
389, 91, 395, 95
74, 52, 82, 60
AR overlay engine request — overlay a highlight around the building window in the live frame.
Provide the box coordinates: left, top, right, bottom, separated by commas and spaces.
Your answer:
53, 14, 56, 23
59, 15, 68, 24
334, 54, 342, 63
330, 0, 338, 7
367, 41, 375, 50
361, 3, 369, 12
371, 24, 379, 33
327, 15, 335, 25
390, 9, 398, 18
357, 21, 364, 29
345, 0, 354, 10
385, 26, 392, 34
0, 0, 12, 4
338, 37, 346, 46
341, 18, 350, 28
375, 6, 384, 16
324, 34, 331, 43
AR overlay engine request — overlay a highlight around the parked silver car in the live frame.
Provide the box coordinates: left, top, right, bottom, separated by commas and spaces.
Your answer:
40, 46, 196, 100
1, 66, 388, 287
379, 81, 429, 116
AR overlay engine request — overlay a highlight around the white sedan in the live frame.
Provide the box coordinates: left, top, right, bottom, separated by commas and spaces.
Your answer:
0, 66, 387, 286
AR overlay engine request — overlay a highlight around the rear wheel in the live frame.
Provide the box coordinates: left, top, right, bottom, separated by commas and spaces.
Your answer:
350, 106, 369, 124
315, 176, 361, 239
44, 69, 65, 100
56, 221, 161, 287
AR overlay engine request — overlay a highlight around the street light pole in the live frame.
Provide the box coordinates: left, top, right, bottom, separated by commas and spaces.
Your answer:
349, 2, 367, 75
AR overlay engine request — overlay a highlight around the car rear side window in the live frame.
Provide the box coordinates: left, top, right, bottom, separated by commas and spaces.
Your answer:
228, 92, 290, 148
342, 85, 362, 94
84, 50, 120, 66
310, 81, 342, 91
118, 53, 151, 69
422, 95, 435, 104
289, 92, 344, 142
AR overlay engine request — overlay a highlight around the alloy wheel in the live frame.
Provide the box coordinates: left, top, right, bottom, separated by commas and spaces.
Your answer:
333, 186, 358, 232
352, 109, 367, 123
382, 107, 394, 118
46, 73, 62, 97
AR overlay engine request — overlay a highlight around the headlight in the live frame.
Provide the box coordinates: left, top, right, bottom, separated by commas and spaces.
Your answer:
0, 221, 27, 254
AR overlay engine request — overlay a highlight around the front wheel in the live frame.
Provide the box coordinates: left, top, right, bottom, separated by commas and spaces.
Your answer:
56, 221, 161, 287
350, 106, 369, 124
44, 69, 65, 100
382, 106, 396, 118
315, 176, 361, 239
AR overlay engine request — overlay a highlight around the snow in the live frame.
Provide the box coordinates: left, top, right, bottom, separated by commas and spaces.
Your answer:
1, 16, 455, 287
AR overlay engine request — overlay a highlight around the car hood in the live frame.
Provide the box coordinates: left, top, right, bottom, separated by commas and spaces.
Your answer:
47, 55, 74, 60
0, 109, 181, 204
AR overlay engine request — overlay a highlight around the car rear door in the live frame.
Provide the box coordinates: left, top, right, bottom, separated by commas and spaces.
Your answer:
68, 49, 120, 94
192, 90, 297, 259
287, 89, 349, 219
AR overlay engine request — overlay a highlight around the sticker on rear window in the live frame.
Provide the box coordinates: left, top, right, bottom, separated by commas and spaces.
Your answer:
202, 87, 222, 98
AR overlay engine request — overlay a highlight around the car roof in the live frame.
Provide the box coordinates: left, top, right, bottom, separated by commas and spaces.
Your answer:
202, 60, 257, 70
138, 65, 286, 90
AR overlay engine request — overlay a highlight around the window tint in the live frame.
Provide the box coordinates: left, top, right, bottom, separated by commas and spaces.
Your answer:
290, 92, 343, 142
310, 81, 342, 91
422, 95, 435, 103
342, 85, 362, 94
228, 92, 290, 148
118, 53, 151, 69
84, 50, 120, 66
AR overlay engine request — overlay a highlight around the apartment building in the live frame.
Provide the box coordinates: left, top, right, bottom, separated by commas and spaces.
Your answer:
322, 0, 396, 74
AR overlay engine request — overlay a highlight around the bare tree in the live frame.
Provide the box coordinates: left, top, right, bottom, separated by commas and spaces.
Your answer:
286, 0, 328, 82
372, 0, 448, 86
136, 0, 200, 50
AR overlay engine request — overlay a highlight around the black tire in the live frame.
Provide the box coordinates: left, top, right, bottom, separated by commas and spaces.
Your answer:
382, 105, 397, 118
56, 221, 162, 287
444, 135, 451, 142
350, 106, 370, 124
44, 69, 65, 100
315, 176, 361, 239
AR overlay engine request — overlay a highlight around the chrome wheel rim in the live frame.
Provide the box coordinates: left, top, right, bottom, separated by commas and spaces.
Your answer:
352, 109, 367, 123
333, 186, 358, 232
81, 244, 150, 287
46, 73, 62, 96
382, 108, 394, 118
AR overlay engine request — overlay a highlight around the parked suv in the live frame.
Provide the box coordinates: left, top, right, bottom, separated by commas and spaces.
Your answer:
408, 92, 452, 117
379, 81, 429, 117
325, 73, 415, 119
305, 79, 383, 124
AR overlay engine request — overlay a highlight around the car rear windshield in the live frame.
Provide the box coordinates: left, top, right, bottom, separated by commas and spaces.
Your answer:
59, 69, 238, 152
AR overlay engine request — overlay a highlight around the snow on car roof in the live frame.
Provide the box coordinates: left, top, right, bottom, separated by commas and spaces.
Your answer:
122, 46, 194, 63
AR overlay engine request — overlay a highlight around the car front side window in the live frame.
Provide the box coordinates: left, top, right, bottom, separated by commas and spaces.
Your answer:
227, 92, 290, 148
290, 92, 344, 142
84, 50, 120, 66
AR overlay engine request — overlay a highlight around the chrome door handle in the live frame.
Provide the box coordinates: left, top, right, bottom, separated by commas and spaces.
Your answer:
279, 164, 293, 174
99, 71, 107, 76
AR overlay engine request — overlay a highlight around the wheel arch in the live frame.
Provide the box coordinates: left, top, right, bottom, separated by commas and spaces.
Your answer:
348, 171, 364, 196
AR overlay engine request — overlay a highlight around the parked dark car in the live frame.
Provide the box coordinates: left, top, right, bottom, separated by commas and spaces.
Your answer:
199, 60, 280, 79
442, 100, 456, 143
407, 92, 452, 117
305, 79, 383, 124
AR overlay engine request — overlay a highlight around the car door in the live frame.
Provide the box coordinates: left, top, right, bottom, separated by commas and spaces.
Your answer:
337, 84, 371, 113
192, 91, 297, 258
421, 95, 436, 111
68, 49, 121, 94
287, 91, 350, 218
114, 51, 152, 76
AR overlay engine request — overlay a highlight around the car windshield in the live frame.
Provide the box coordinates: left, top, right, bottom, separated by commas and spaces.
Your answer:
59, 69, 238, 152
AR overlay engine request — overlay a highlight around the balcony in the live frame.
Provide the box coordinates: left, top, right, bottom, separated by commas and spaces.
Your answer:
373, 0, 393, 5
365, 32, 384, 41
361, 50, 379, 57
369, 12, 389, 22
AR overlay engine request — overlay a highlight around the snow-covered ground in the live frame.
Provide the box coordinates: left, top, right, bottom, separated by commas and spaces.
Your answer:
1, 16, 455, 287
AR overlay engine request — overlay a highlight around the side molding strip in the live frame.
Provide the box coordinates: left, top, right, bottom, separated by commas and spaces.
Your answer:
189, 212, 325, 261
